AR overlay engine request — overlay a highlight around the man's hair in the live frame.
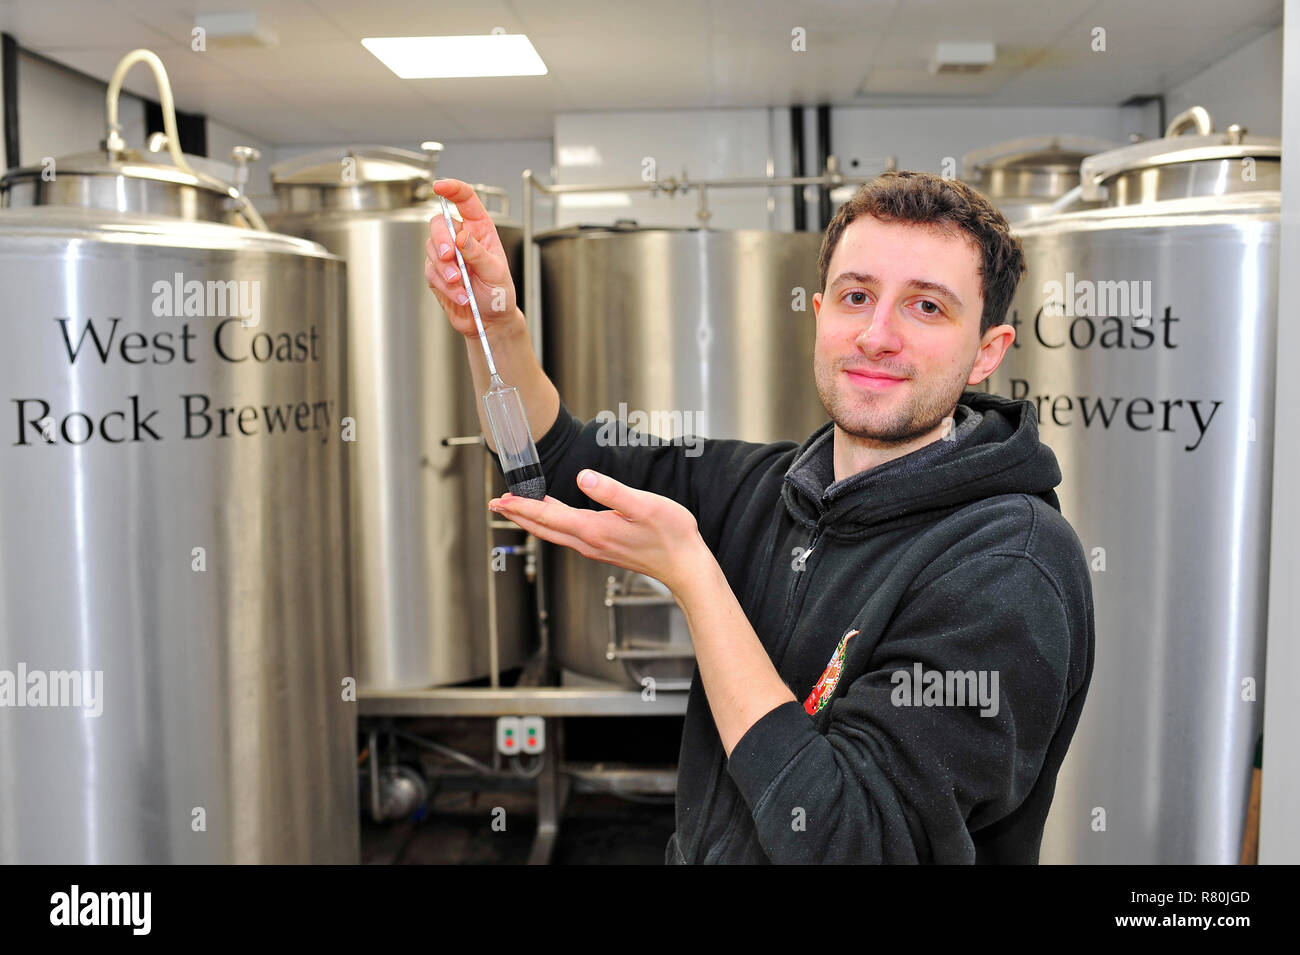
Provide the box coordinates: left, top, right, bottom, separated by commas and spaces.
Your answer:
817, 171, 1026, 337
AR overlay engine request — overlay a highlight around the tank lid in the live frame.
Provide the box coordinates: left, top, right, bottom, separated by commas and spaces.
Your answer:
271, 144, 441, 187
4, 147, 233, 190
0, 204, 339, 257
0, 145, 258, 225
269, 143, 446, 212
2, 48, 266, 228
962, 135, 1117, 179
1079, 108, 1280, 203
535, 222, 701, 242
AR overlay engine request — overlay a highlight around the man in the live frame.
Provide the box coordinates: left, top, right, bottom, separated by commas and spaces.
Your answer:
425, 171, 1094, 864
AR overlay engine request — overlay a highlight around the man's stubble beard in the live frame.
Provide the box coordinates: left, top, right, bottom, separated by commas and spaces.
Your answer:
814, 352, 974, 445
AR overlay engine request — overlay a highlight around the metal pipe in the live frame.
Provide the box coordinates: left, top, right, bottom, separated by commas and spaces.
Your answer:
4, 33, 21, 170
766, 106, 777, 230
521, 167, 551, 675
368, 726, 382, 822
484, 450, 501, 690
471, 182, 509, 216
524, 171, 882, 195
1165, 106, 1213, 138
521, 167, 887, 231
391, 728, 508, 777
816, 104, 832, 228
522, 168, 537, 344
791, 106, 806, 230
358, 686, 690, 717
534, 532, 551, 672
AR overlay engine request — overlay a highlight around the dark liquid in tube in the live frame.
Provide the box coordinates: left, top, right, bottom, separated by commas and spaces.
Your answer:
504, 462, 546, 500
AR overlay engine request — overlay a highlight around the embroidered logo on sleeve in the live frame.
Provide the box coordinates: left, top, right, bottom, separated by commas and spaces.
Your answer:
803, 628, 860, 716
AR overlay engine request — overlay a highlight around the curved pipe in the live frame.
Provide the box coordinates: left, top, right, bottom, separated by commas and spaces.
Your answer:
103, 49, 268, 231
105, 49, 193, 175
1165, 106, 1213, 138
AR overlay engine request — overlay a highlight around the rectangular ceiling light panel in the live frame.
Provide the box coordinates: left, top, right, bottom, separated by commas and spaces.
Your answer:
362, 35, 548, 78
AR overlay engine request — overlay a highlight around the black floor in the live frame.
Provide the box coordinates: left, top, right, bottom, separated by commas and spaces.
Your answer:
361, 787, 675, 865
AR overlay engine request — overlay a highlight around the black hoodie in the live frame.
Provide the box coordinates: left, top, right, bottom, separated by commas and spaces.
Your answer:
521, 389, 1095, 864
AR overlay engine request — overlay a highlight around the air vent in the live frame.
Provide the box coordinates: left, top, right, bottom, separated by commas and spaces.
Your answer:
929, 41, 996, 75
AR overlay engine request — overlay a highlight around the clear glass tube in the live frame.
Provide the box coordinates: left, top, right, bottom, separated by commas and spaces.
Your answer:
484, 374, 545, 499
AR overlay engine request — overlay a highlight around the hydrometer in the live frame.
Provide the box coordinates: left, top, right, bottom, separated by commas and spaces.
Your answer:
438, 195, 547, 500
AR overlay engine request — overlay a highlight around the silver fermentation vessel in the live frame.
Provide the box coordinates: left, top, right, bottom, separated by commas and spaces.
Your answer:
0, 94, 355, 859
268, 146, 532, 690
962, 134, 1116, 224
987, 109, 1280, 863
538, 225, 829, 687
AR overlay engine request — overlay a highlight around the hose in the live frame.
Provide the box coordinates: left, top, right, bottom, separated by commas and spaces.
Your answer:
103, 49, 268, 230
105, 50, 193, 176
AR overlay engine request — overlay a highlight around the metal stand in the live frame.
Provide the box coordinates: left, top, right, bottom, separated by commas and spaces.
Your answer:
360, 682, 687, 863
525, 719, 569, 865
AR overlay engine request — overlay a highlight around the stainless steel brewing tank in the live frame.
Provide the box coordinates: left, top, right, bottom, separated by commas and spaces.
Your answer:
962, 135, 1116, 225
986, 116, 1280, 863
0, 152, 355, 862
267, 146, 531, 690
538, 225, 829, 687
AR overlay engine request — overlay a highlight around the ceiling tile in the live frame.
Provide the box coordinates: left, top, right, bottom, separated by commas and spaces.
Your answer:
302, 0, 526, 38
513, 0, 722, 37
709, 0, 899, 33
0, 0, 173, 49
126, 0, 350, 45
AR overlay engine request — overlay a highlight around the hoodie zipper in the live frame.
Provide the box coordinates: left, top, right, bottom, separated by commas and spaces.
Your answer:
772, 518, 826, 670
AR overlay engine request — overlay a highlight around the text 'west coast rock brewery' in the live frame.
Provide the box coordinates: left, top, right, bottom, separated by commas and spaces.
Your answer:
11, 277, 336, 446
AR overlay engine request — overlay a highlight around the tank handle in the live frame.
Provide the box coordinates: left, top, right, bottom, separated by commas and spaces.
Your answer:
103, 49, 268, 231
1077, 105, 1275, 202
1164, 106, 1213, 138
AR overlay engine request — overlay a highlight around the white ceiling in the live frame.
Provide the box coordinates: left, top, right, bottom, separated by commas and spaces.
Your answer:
0, 0, 1284, 143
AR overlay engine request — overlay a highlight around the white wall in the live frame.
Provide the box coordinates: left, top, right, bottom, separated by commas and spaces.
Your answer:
831, 105, 1146, 177
553, 108, 794, 231
1166, 26, 1284, 137
1261, 2, 1298, 866
16, 50, 145, 167
550, 104, 1145, 233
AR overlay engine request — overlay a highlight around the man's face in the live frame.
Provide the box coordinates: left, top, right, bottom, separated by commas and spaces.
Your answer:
812, 216, 1004, 445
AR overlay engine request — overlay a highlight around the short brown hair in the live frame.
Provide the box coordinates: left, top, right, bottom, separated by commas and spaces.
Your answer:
817, 171, 1026, 336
